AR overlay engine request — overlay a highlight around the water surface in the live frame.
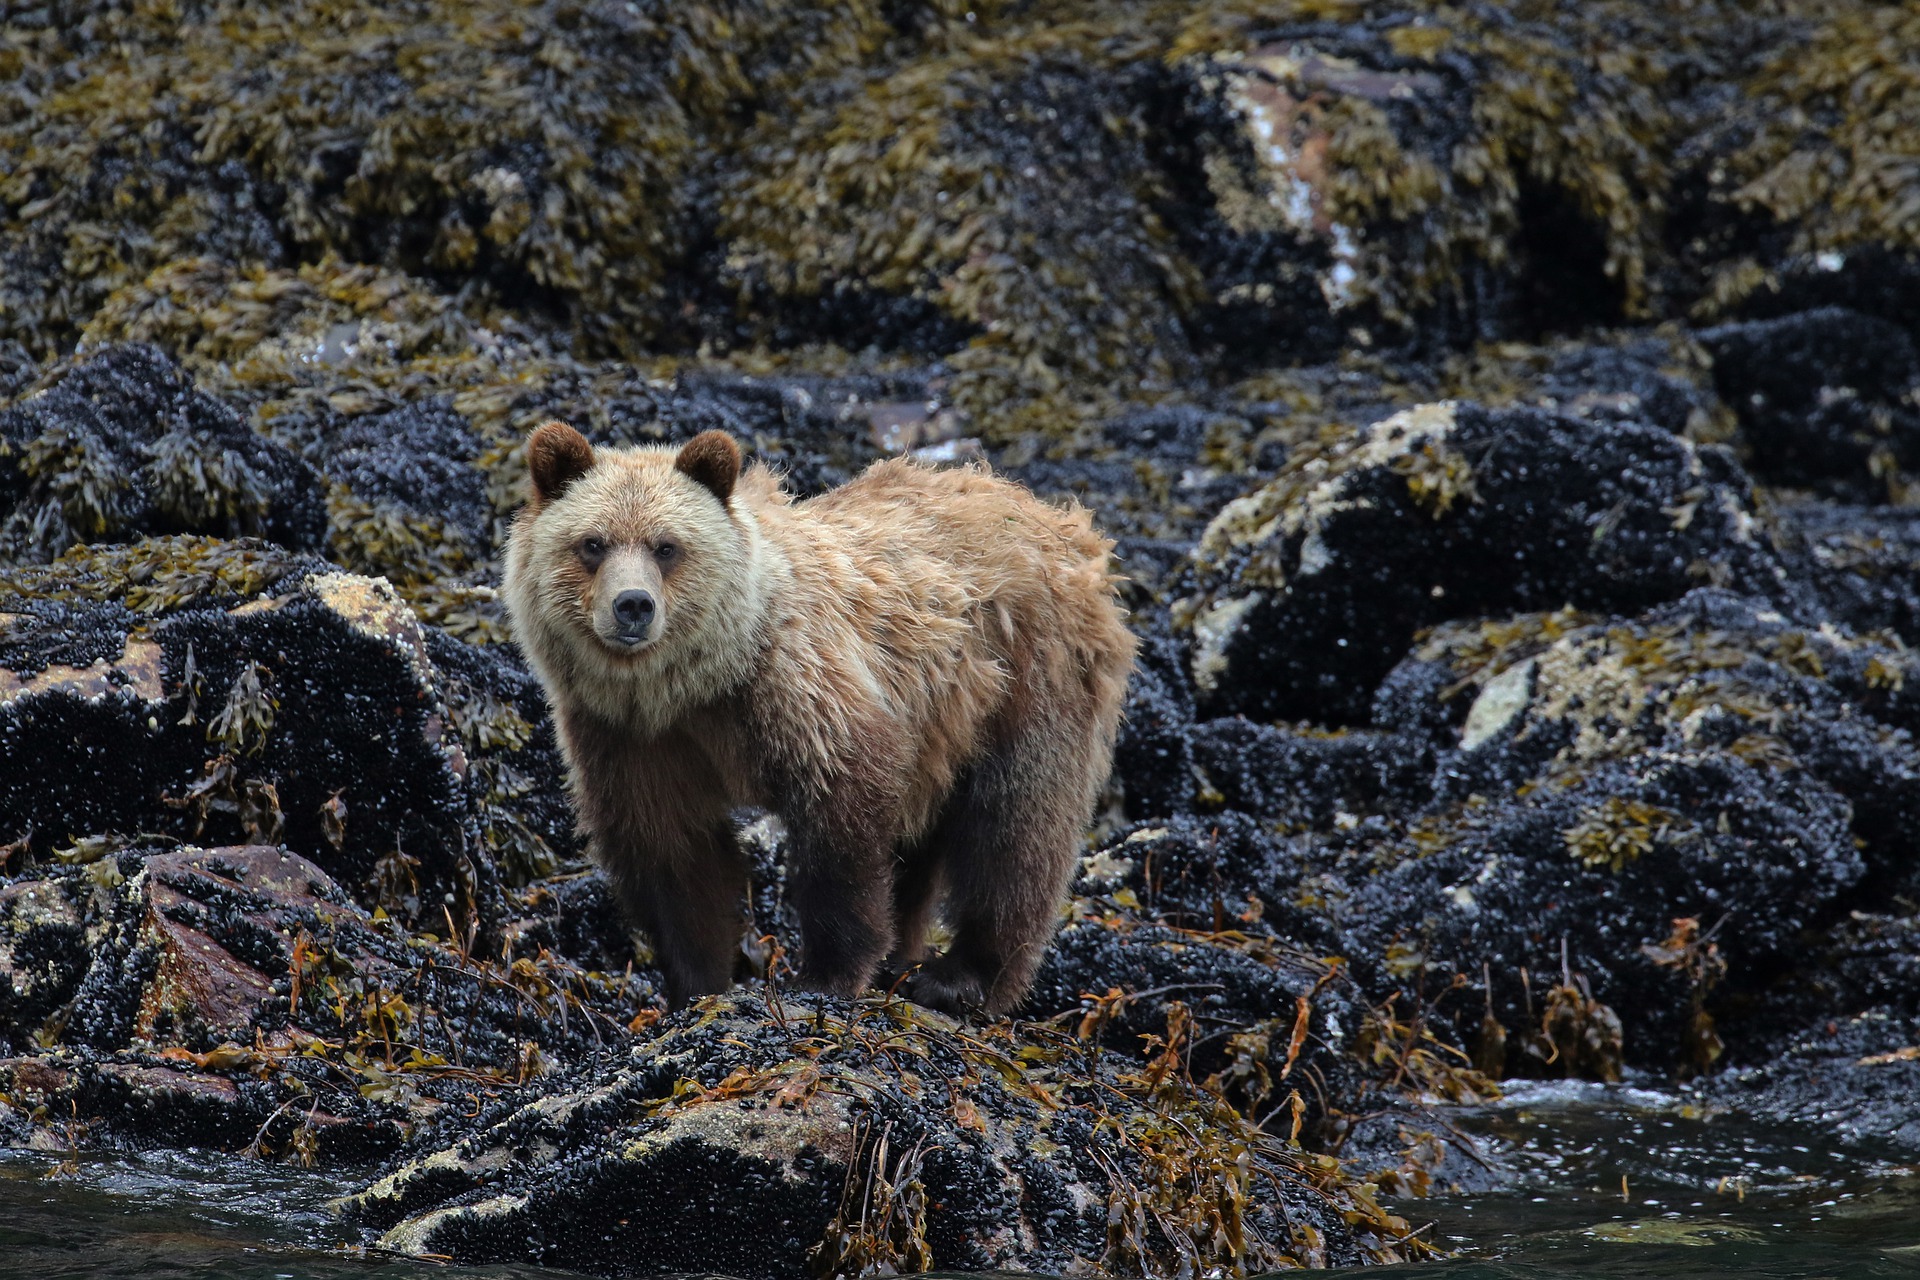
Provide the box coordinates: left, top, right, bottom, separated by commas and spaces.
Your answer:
3, 1082, 1916, 1279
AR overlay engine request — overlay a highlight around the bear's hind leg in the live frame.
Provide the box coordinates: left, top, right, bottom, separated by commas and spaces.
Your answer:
913, 706, 1112, 1016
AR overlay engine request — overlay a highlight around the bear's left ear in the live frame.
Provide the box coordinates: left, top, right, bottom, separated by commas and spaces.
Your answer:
675, 430, 741, 507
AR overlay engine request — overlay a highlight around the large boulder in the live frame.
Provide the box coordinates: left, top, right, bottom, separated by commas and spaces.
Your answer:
343, 993, 1423, 1277
1312, 590, 1920, 1073
0, 543, 493, 924
1175, 400, 1787, 722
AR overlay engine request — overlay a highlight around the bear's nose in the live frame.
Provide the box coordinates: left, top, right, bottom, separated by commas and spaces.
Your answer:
612, 589, 655, 638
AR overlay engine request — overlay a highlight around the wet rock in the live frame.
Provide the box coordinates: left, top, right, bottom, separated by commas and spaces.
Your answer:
1516, 339, 1720, 437
1769, 500, 1920, 642
1168, 29, 1472, 356
345, 993, 1422, 1276
1720, 909, 1920, 1066
1027, 816, 1372, 1130
0, 1051, 380, 1157
1709, 1010, 1920, 1154
1176, 400, 1787, 723
423, 627, 576, 887
1432, 334, 1724, 438
312, 399, 492, 586
1316, 589, 1920, 1072
0, 555, 491, 924
0, 870, 95, 1048
0, 345, 324, 563
1700, 308, 1920, 499
503, 870, 636, 976
0, 842, 649, 1158
1189, 718, 1433, 831
1109, 631, 1199, 821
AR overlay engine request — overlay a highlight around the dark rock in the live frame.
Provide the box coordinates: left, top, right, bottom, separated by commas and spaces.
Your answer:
0, 871, 93, 1048
0, 1051, 394, 1158
0, 842, 650, 1158
321, 399, 491, 549
423, 627, 577, 886
344, 993, 1420, 1275
1519, 338, 1717, 436
1190, 718, 1433, 830
0, 559, 491, 926
1176, 400, 1787, 723
504, 870, 636, 976
1718, 910, 1920, 1065
1110, 630, 1198, 820
1701, 308, 1920, 498
1709, 1010, 1920, 1154
1026, 815, 1369, 1127
0, 346, 325, 562
1771, 499, 1920, 644
1316, 589, 1920, 1072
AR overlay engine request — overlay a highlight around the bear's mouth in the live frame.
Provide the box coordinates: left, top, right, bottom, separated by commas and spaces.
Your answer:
596, 628, 659, 656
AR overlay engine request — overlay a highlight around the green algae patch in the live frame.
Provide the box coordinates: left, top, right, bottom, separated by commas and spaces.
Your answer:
1728, 7, 1920, 264
0, 536, 322, 617
718, 18, 1202, 441
11, 0, 1912, 441
1563, 796, 1688, 875
0, 0, 916, 355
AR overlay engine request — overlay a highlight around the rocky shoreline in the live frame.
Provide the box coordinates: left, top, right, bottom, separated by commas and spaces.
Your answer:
4, 0, 1920, 1274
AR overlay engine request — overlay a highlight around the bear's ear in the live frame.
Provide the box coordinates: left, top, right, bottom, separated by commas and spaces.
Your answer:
527, 420, 595, 505
675, 430, 741, 507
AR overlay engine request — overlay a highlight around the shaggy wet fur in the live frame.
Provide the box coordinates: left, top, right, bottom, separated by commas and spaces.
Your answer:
502, 422, 1136, 1014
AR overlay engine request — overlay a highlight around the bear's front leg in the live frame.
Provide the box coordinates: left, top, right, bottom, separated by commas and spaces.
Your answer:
649, 826, 751, 1009
596, 821, 748, 1011
785, 819, 896, 1000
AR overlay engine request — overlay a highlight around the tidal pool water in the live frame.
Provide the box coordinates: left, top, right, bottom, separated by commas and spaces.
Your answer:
2, 1081, 1915, 1279
1369, 1080, 1920, 1279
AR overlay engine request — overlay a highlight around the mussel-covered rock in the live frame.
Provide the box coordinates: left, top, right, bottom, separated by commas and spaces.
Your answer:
1700, 308, 1920, 501
1176, 400, 1786, 722
1708, 1010, 1920, 1154
0, 345, 324, 561
0, 842, 646, 1159
1313, 589, 1920, 1074
344, 992, 1424, 1276
0, 548, 494, 924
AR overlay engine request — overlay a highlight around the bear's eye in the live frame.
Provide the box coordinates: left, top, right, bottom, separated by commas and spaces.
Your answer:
654, 541, 680, 566
579, 536, 608, 567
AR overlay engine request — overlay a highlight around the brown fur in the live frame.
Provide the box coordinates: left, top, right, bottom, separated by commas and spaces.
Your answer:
502, 422, 1136, 1014
527, 420, 596, 503
673, 430, 741, 506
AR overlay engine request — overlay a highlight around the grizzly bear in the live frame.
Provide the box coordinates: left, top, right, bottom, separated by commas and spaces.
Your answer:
501, 422, 1135, 1014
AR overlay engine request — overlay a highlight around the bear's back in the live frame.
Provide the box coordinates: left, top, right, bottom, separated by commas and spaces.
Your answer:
798, 458, 1111, 591
750, 457, 1132, 838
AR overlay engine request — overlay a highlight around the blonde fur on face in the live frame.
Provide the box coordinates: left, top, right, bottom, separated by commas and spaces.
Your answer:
503, 436, 786, 740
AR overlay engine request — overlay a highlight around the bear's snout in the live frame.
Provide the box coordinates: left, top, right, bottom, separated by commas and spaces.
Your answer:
611, 589, 656, 643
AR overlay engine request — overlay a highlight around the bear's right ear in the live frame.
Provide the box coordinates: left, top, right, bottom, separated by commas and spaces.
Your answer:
527, 420, 595, 505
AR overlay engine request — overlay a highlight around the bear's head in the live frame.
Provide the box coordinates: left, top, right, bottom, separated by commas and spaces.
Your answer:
504, 420, 770, 714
